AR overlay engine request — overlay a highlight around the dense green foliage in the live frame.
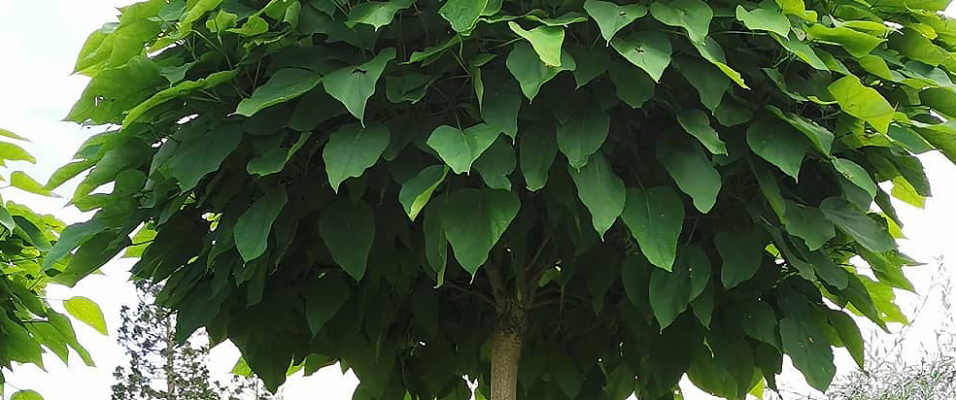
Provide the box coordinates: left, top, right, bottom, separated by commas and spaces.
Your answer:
0, 132, 104, 400
51, 0, 956, 399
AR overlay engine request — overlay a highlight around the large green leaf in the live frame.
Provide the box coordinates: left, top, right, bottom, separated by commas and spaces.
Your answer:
840, 274, 888, 330
10, 390, 43, 400
889, 28, 952, 67
508, 22, 565, 67
678, 57, 729, 111
519, 125, 558, 191
583, 0, 648, 43
657, 135, 722, 213
833, 158, 877, 198
569, 45, 609, 88
774, 33, 829, 70
306, 273, 350, 335
0, 207, 15, 232
649, 246, 711, 329
424, 200, 449, 279
289, 88, 346, 131
346, 0, 413, 31
820, 197, 896, 253
0, 142, 37, 164
735, 4, 790, 36
228, 14, 268, 36
806, 24, 884, 58
767, 106, 834, 155
506, 42, 576, 101
439, 0, 488, 32
569, 152, 626, 239
605, 363, 635, 400
0, 127, 29, 142
891, 176, 925, 208
63, 296, 107, 335
608, 62, 656, 108
804, 247, 849, 289
180, 0, 223, 31
714, 231, 765, 288
649, 0, 713, 43
858, 246, 916, 292
828, 76, 895, 134
237, 68, 322, 117
323, 123, 391, 192
920, 87, 956, 120
322, 48, 396, 124
857, 55, 894, 81
557, 104, 610, 170
320, 200, 376, 280
827, 310, 864, 370
478, 72, 521, 139
889, 152, 932, 196
427, 123, 501, 174
783, 201, 835, 251
523, 11, 589, 27
780, 317, 835, 391
772, 0, 814, 17
610, 31, 672, 82
691, 37, 749, 88
167, 123, 243, 191
10, 172, 55, 197
129, 70, 236, 124
234, 188, 288, 262
0, 312, 44, 366
746, 118, 807, 180
621, 186, 685, 271
439, 189, 520, 275
739, 300, 780, 349
912, 121, 956, 164
43, 220, 106, 270
247, 131, 313, 176
474, 138, 516, 190
677, 109, 726, 155
399, 165, 448, 221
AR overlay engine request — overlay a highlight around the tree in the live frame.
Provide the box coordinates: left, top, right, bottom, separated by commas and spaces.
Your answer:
112, 279, 215, 400
112, 279, 280, 400
0, 129, 103, 400
47, 0, 956, 399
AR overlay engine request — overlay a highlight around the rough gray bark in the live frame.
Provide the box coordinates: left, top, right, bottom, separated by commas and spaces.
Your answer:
491, 296, 527, 400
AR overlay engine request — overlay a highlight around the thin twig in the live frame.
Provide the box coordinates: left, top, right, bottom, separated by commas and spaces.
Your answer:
445, 281, 495, 306
527, 232, 552, 272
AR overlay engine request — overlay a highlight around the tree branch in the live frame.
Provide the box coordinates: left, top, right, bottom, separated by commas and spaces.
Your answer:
485, 264, 507, 304
445, 281, 495, 306
527, 232, 551, 272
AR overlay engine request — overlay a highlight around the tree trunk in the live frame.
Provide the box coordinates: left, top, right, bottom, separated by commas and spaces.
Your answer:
491, 297, 527, 400
165, 314, 176, 400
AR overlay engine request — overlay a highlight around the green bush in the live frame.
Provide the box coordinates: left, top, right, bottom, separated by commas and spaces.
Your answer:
52, 0, 956, 399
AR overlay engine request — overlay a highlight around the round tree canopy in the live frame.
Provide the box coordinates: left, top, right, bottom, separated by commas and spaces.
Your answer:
50, 0, 956, 399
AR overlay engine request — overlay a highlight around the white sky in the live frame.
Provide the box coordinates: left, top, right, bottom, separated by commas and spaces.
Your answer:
0, 2, 954, 400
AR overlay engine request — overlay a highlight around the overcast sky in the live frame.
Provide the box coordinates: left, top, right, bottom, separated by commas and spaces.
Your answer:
1, 2, 954, 400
